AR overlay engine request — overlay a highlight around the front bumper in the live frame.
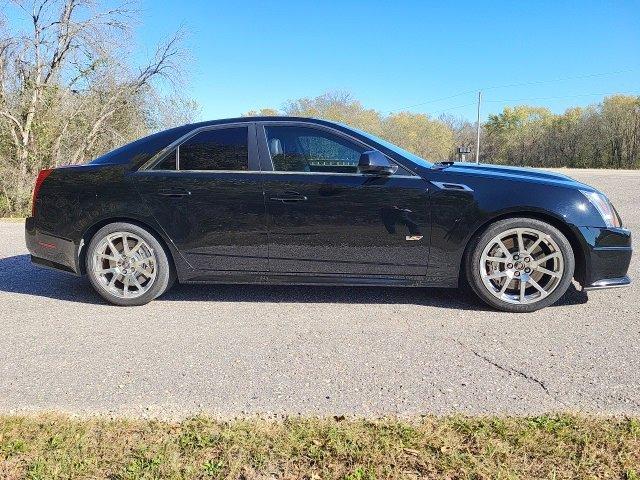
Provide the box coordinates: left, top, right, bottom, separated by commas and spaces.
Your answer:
583, 276, 631, 290
25, 217, 81, 274
578, 226, 632, 290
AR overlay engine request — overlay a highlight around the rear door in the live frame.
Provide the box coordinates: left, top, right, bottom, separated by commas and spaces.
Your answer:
258, 122, 430, 279
133, 123, 268, 274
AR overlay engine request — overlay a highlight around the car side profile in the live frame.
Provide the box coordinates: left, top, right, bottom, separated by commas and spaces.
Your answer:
26, 117, 632, 312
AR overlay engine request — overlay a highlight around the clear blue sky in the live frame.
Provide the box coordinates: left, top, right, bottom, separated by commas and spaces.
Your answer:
141, 1, 638, 120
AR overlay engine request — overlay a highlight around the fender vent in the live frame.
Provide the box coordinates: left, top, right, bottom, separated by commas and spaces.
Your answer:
431, 181, 473, 192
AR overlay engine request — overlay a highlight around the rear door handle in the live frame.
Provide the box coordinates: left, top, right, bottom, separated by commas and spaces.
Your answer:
270, 191, 308, 203
158, 188, 191, 198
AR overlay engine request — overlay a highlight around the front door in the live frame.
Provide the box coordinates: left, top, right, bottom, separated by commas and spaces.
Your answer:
134, 123, 268, 273
258, 123, 430, 278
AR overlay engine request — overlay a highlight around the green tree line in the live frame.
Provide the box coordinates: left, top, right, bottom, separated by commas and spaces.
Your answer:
246, 91, 640, 170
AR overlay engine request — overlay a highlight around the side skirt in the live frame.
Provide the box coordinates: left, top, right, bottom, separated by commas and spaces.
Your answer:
180, 271, 447, 288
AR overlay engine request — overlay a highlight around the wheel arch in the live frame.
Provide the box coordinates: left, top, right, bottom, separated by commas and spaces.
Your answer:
78, 216, 179, 277
458, 210, 587, 287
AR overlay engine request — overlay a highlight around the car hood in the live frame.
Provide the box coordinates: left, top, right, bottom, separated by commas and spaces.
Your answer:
436, 162, 592, 190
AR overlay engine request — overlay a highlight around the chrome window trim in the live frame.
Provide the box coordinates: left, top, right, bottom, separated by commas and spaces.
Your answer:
140, 123, 258, 172
259, 121, 418, 177
259, 171, 418, 179
140, 169, 265, 175
136, 169, 417, 178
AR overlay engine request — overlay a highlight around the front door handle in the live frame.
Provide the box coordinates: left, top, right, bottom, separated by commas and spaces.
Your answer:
270, 191, 308, 203
158, 188, 191, 198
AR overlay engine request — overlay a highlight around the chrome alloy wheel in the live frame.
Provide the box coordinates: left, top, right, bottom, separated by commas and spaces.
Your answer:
479, 227, 564, 305
92, 231, 157, 299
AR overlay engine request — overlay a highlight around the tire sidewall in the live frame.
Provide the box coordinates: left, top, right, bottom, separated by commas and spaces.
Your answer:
86, 222, 172, 306
467, 218, 575, 313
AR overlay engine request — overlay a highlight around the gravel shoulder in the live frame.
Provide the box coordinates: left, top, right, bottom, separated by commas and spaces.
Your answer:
0, 169, 638, 419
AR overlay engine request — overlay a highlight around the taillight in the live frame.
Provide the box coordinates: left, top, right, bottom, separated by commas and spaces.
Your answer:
32, 169, 53, 217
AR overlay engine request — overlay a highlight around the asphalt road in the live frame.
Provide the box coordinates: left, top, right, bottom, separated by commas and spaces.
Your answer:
0, 169, 638, 419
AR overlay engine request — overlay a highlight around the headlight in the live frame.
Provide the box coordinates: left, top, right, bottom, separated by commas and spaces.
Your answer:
580, 190, 621, 228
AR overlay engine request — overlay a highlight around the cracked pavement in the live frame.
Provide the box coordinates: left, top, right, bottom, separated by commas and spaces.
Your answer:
0, 169, 638, 418
453, 339, 567, 408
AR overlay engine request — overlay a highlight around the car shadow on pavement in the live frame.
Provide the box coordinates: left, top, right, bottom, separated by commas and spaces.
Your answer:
0, 254, 102, 305
0, 254, 589, 310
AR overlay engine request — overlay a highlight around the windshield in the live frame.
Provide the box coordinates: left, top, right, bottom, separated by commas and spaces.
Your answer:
346, 125, 433, 168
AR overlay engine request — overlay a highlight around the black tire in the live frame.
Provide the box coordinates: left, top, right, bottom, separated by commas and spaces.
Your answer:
86, 222, 175, 306
465, 217, 575, 313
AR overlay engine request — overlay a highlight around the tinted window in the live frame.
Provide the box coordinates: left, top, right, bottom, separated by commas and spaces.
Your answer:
88, 124, 194, 166
179, 127, 248, 171
265, 126, 366, 173
152, 149, 177, 170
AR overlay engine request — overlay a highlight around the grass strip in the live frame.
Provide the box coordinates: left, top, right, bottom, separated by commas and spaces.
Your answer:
1, 414, 638, 479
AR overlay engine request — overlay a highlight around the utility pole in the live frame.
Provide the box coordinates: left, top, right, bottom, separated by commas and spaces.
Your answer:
475, 90, 482, 164
476, 90, 482, 164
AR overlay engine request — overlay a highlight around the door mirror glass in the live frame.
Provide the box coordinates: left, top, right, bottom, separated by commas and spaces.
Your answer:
357, 151, 398, 176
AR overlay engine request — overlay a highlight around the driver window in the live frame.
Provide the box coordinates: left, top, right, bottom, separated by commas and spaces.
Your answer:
265, 126, 366, 174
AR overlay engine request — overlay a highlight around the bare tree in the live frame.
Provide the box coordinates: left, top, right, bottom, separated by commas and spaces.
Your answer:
0, 0, 190, 213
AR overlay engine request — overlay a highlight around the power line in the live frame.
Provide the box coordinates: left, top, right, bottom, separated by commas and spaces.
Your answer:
386, 102, 477, 117
481, 69, 638, 91
393, 92, 638, 119
485, 91, 640, 103
387, 68, 638, 113
430, 102, 478, 115
385, 90, 476, 113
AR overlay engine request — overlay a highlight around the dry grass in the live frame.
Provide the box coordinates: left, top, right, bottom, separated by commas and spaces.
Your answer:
0, 414, 639, 479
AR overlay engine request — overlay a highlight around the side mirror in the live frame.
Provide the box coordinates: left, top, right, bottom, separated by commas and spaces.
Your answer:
357, 150, 398, 176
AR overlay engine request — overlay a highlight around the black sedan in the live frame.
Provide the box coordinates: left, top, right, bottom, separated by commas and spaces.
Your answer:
26, 117, 632, 311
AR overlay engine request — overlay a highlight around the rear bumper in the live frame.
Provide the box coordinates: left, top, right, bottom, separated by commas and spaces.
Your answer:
578, 226, 632, 290
25, 217, 81, 274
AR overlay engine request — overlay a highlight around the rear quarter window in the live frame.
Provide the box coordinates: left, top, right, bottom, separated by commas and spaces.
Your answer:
88, 124, 196, 166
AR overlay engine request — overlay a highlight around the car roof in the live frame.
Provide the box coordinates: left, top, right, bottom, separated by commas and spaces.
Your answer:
180, 116, 344, 129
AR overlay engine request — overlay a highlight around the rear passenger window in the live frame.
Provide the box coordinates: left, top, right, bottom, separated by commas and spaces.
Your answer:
152, 149, 177, 170
179, 127, 248, 171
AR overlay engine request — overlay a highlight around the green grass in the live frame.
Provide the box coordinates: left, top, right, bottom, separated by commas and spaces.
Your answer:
0, 414, 638, 479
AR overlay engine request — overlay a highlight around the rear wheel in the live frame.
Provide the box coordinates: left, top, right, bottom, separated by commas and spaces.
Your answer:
86, 222, 175, 306
466, 217, 575, 312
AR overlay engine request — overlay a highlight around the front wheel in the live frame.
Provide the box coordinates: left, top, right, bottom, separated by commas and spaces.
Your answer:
86, 222, 175, 306
466, 218, 575, 312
